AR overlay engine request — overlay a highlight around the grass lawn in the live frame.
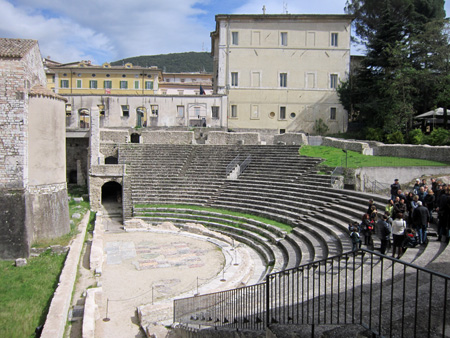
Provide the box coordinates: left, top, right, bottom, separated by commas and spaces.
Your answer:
0, 251, 67, 338
135, 203, 293, 233
299, 145, 449, 168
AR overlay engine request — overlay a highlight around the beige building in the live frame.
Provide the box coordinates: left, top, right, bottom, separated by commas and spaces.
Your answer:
211, 14, 353, 134
160, 72, 213, 96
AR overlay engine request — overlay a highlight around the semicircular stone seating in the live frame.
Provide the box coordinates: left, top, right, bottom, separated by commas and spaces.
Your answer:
120, 144, 446, 283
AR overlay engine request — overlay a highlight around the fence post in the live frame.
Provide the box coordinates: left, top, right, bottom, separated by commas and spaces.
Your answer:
266, 275, 270, 328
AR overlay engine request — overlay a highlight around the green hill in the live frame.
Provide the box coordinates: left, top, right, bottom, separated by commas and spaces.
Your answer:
111, 52, 213, 73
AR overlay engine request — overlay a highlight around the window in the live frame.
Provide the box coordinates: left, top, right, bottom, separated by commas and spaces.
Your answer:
98, 104, 105, 116
280, 73, 287, 87
65, 104, 72, 116
330, 107, 337, 120
211, 106, 219, 119
279, 106, 286, 120
331, 33, 339, 47
134, 81, 139, 89
104, 80, 112, 89
120, 80, 128, 89
151, 105, 158, 116
89, 80, 97, 89
231, 72, 238, 87
177, 105, 185, 118
232, 31, 239, 45
145, 81, 153, 90
330, 74, 339, 89
79, 109, 90, 128
281, 32, 288, 46
60, 80, 69, 88
121, 105, 129, 117
306, 72, 316, 89
76, 79, 82, 89
231, 105, 238, 118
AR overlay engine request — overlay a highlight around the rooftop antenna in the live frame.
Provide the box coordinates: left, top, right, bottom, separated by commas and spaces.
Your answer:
283, 1, 288, 14
262, 5, 266, 14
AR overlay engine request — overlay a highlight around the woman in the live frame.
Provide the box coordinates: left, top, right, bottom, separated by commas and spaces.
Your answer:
360, 213, 373, 246
391, 212, 406, 259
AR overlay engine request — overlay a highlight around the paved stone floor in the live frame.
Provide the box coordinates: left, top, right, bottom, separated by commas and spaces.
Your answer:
96, 230, 226, 337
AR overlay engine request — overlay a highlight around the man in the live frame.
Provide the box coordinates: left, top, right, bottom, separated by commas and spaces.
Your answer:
376, 214, 391, 254
436, 187, 450, 243
390, 179, 401, 201
413, 201, 430, 245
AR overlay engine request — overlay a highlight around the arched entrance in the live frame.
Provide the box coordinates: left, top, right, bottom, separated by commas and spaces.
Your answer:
101, 181, 122, 204
130, 133, 140, 143
105, 156, 118, 164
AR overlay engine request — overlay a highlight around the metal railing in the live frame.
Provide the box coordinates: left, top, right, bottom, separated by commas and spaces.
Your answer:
174, 249, 450, 337
240, 154, 252, 174
226, 155, 241, 176
330, 166, 344, 189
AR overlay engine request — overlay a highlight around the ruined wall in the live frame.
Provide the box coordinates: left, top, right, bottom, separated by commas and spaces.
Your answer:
273, 133, 308, 145
206, 131, 260, 145
0, 190, 28, 258
66, 138, 89, 185
140, 130, 194, 144
373, 144, 450, 162
26, 184, 70, 241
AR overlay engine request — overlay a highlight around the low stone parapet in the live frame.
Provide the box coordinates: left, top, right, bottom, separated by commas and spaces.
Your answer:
323, 137, 373, 155
206, 131, 260, 145
373, 144, 450, 162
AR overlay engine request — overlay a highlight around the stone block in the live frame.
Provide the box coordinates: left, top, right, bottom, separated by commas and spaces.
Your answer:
15, 258, 27, 266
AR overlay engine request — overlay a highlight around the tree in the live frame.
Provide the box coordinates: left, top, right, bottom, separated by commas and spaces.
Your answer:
341, 0, 449, 134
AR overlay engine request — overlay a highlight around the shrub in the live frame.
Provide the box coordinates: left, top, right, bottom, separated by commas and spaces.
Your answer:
408, 129, 424, 144
386, 131, 405, 144
364, 127, 384, 142
313, 118, 329, 135
427, 128, 450, 146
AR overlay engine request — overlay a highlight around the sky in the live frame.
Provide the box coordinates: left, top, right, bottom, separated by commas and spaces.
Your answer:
0, 0, 449, 65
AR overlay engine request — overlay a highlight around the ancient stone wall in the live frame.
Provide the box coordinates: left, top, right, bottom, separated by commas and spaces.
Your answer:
0, 189, 28, 258
322, 137, 373, 155
66, 138, 89, 185
273, 133, 308, 145
100, 129, 129, 144
373, 144, 450, 162
26, 183, 70, 242
206, 131, 260, 145
140, 130, 194, 144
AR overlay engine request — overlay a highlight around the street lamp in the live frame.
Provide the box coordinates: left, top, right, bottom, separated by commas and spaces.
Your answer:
342, 149, 348, 168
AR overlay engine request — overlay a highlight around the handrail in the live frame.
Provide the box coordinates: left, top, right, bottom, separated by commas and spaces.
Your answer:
173, 249, 450, 336
226, 154, 241, 176
240, 154, 252, 174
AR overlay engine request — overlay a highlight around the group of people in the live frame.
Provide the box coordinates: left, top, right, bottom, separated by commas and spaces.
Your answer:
349, 177, 450, 259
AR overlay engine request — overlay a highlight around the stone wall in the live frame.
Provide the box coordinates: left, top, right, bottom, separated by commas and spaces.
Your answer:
322, 137, 373, 155
100, 129, 129, 144
141, 130, 194, 144
0, 189, 28, 258
206, 131, 260, 145
26, 183, 70, 242
66, 138, 89, 185
273, 133, 308, 145
373, 144, 450, 162
89, 176, 123, 212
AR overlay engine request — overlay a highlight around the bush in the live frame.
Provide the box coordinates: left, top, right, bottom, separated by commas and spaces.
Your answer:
364, 127, 384, 141
386, 131, 405, 144
313, 118, 329, 135
408, 129, 424, 144
427, 128, 450, 146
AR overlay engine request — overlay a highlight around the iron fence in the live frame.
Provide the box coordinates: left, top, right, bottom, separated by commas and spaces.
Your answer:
174, 249, 450, 337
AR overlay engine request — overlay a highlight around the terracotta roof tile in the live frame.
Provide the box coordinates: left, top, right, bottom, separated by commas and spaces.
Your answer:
29, 85, 67, 102
0, 38, 38, 58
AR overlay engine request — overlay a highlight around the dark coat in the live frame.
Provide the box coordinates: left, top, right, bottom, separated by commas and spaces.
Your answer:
413, 205, 430, 229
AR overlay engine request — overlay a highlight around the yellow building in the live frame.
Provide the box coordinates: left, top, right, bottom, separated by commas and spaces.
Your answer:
211, 14, 353, 134
45, 60, 161, 96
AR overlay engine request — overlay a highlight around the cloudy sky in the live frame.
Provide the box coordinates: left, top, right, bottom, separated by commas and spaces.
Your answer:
1, 0, 449, 64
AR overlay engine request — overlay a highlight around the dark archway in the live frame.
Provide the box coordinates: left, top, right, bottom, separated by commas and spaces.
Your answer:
105, 156, 118, 164
101, 181, 122, 204
68, 170, 77, 184
130, 133, 140, 143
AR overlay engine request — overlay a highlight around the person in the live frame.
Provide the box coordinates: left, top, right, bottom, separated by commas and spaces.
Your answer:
366, 199, 375, 214
360, 213, 373, 247
385, 199, 394, 217
413, 179, 421, 195
436, 186, 450, 243
423, 189, 435, 222
397, 189, 406, 202
394, 198, 407, 219
413, 201, 430, 245
391, 212, 406, 259
369, 205, 378, 223
377, 214, 391, 255
350, 226, 361, 251
390, 179, 401, 201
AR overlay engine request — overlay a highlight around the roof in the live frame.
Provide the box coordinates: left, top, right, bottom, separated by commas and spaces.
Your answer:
29, 85, 67, 102
415, 108, 447, 119
0, 38, 38, 58
215, 13, 354, 21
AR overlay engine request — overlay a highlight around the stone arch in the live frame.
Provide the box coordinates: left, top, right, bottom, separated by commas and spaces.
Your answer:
101, 181, 122, 204
130, 133, 140, 143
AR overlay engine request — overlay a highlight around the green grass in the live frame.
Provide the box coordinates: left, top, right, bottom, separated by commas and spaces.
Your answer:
299, 145, 449, 168
0, 250, 67, 338
135, 204, 293, 233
